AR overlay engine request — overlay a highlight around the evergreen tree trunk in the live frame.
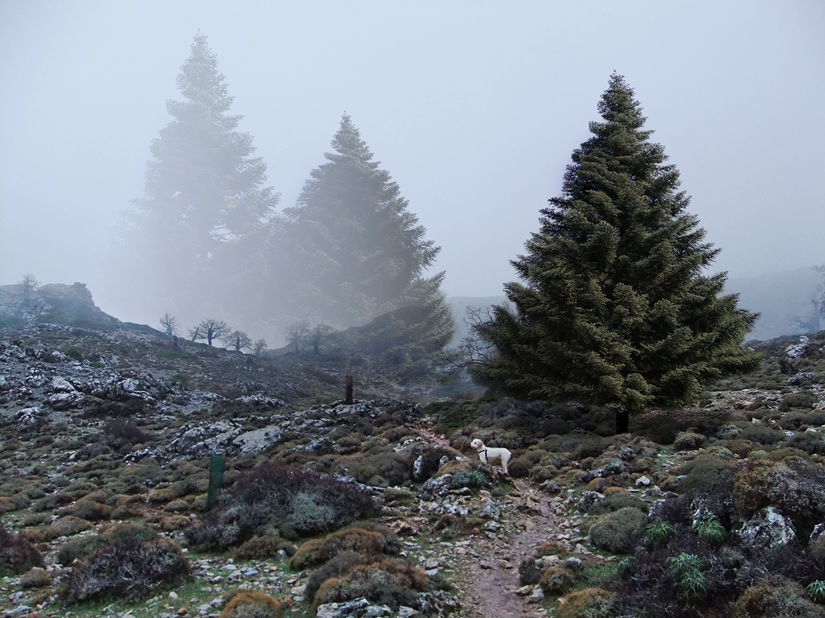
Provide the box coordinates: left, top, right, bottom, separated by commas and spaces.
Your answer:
615, 409, 629, 435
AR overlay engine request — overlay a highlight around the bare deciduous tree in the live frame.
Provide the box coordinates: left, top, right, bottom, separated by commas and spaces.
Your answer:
308, 323, 334, 354
224, 329, 252, 353
192, 319, 230, 346
253, 339, 267, 356
286, 320, 310, 353
160, 313, 178, 337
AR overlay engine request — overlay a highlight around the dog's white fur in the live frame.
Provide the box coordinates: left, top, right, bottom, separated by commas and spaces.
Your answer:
470, 438, 511, 475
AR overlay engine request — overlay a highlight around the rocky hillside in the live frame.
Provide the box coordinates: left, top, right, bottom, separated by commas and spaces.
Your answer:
1, 289, 825, 617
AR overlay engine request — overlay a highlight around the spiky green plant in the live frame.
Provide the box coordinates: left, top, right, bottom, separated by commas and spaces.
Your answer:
808, 580, 825, 604
666, 553, 707, 600
644, 520, 675, 548
694, 514, 725, 545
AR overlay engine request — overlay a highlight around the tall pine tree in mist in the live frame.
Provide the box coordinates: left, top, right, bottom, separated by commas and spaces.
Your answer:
278, 114, 440, 327
472, 74, 759, 433
123, 33, 279, 319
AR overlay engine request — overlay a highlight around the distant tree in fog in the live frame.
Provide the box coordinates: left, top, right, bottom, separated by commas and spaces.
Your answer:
160, 313, 178, 336
308, 323, 334, 354
285, 320, 310, 353
278, 114, 439, 326
20, 274, 39, 306
253, 338, 267, 356
224, 329, 252, 352
192, 318, 230, 346
126, 32, 279, 312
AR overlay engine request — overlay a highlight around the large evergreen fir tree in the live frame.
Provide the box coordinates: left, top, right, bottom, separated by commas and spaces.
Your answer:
126, 33, 279, 316
279, 114, 439, 326
472, 74, 759, 432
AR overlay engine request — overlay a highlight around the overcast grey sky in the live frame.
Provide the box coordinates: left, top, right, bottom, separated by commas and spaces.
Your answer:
1, 0, 823, 322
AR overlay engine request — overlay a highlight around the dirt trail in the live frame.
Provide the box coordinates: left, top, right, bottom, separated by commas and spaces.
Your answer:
415, 425, 564, 617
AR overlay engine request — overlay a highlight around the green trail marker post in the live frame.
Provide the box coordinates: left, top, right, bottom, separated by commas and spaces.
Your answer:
206, 453, 225, 511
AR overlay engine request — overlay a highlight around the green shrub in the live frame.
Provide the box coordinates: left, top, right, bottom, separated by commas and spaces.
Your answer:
589, 507, 646, 554
63, 536, 189, 604
666, 553, 707, 600
518, 557, 541, 585
539, 566, 576, 595
674, 432, 707, 451
779, 391, 818, 412
62, 498, 112, 521
219, 590, 282, 618
43, 515, 93, 540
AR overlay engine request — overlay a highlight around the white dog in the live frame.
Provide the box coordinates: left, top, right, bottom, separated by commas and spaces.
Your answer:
470, 438, 511, 475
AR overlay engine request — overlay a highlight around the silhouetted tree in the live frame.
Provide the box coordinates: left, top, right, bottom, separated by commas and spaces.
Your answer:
224, 329, 252, 352
285, 321, 310, 353
126, 32, 279, 312
160, 313, 178, 337
278, 114, 439, 326
253, 338, 267, 356
472, 74, 760, 433
308, 323, 334, 354
192, 318, 230, 346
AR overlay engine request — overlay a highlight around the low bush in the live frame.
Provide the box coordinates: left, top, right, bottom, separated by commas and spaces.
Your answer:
539, 566, 576, 595
289, 528, 387, 570
733, 457, 825, 537
0, 526, 43, 574
779, 391, 818, 412
232, 535, 294, 560
219, 590, 282, 618
735, 576, 825, 617
674, 432, 707, 451
557, 587, 617, 618
20, 566, 51, 588
188, 464, 374, 548
644, 521, 675, 548
312, 557, 428, 609
43, 515, 92, 540
61, 498, 112, 521
589, 507, 646, 554
305, 550, 366, 605
518, 557, 541, 585
63, 536, 189, 604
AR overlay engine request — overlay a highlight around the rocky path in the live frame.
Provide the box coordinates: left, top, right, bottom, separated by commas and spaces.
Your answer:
414, 425, 568, 617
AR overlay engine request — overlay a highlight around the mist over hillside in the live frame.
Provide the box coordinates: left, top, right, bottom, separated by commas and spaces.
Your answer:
728, 267, 823, 341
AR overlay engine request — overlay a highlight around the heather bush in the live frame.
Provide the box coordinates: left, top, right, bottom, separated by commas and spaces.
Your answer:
734, 576, 825, 617
43, 515, 93, 540
539, 566, 576, 595
312, 558, 428, 609
188, 464, 374, 548
289, 528, 387, 570
304, 550, 366, 604
0, 525, 43, 573
557, 587, 617, 618
61, 498, 112, 521
674, 432, 707, 451
232, 535, 294, 561
589, 507, 646, 554
779, 391, 818, 412
20, 566, 51, 588
733, 457, 825, 536
63, 536, 189, 604
219, 590, 282, 618
518, 557, 541, 585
